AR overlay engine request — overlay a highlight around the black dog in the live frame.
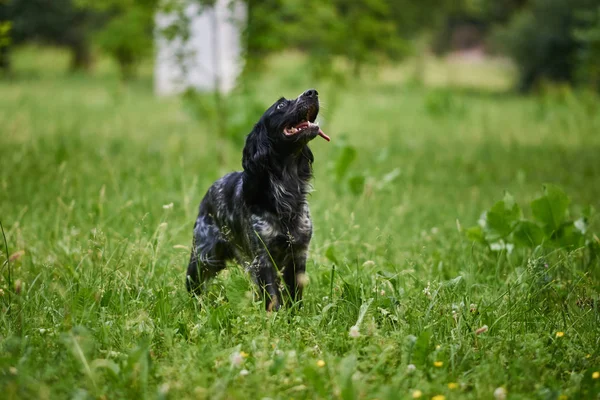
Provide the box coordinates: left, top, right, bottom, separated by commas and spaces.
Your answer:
186, 89, 330, 310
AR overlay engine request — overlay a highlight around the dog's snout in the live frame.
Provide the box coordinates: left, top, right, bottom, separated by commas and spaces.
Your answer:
303, 89, 318, 98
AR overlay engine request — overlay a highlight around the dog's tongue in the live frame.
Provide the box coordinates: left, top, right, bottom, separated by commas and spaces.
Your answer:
318, 129, 331, 142
296, 121, 330, 142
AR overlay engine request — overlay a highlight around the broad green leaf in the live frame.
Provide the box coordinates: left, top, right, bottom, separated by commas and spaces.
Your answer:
339, 354, 358, 400
553, 222, 584, 249
531, 184, 570, 233
335, 145, 357, 181
513, 221, 545, 247
466, 226, 485, 243
412, 330, 431, 368
325, 245, 338, 264
348, 175, 365, 195
485, 192, 521, 240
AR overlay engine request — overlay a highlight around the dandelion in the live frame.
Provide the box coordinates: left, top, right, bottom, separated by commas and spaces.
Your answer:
431, 396, 446, 400
316, 360, 326, 368
434, 361, 443, 367
493, 387, 507, 400
239, 369, 249, 376
163, 203, 174, 209
447, 382, 458, 390
586, 354, 591, 359
555, 331, 565, 338
592, 371, 599, 379
411, 389, 422, 399
476, 325, 488, 335
407, 364, 416, 373
349, 325, 360, 338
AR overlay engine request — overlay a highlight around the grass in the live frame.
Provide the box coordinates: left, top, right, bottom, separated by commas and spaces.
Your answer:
1, 45, 600, 399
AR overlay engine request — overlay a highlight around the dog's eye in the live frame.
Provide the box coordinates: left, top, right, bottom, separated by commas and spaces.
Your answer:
276, 102, 286, 110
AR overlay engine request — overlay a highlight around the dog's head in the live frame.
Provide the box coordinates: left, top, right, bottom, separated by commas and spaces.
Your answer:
260, 89, 330, 145
243, 89, 329, 175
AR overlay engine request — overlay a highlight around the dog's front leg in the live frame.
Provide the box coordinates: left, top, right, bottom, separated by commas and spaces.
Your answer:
251, 254, 282, 311
282, 251, 307, 306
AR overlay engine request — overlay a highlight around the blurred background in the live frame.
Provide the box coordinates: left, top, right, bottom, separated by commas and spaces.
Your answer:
2, 0, 600, 255
1, 4, 600, 397
2, 0, 600, 94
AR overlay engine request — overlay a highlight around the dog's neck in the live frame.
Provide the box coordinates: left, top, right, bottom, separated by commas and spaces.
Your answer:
243, 146, 313, 219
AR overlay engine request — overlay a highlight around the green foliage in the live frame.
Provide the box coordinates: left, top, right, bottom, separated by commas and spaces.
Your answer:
96, 6, 153, 80
78, 0, 158, 79
4, 0, 97, 70
467, 184, 598, 253
1, 48, 600, 399
493, 0, 600, 91
574, 6, 600, 90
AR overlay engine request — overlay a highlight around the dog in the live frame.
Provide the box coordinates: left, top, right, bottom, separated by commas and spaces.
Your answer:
186, 89, 330, 310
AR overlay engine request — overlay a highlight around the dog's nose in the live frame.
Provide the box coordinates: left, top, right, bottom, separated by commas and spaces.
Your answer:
303, 89, 318, 98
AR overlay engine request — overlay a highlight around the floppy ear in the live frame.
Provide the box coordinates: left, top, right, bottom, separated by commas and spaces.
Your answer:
301, 145, 314, 164
242, 121, 270, 175
298, 145, 314, 179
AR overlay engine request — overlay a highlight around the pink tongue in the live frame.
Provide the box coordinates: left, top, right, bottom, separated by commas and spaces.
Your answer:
318, 129, 331, 142
294, 121, 330, 141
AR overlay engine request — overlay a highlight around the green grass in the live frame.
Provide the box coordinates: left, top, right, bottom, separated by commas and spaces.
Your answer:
1, 46, 600, 399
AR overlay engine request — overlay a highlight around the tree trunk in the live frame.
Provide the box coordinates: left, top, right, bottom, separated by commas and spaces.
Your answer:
69, 38, 92, 71
0, 45, 10, 73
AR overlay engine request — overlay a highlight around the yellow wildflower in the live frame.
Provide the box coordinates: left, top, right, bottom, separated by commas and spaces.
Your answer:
555, 331, 565, 338
316, 360, 325, 368
592, 371, 599, 379
433, 361, 443, 367
411, 390, 422, 399
447, 382, 458, 390
431, 395, 446, 400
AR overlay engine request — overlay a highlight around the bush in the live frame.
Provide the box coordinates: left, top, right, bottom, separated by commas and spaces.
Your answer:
96, 6, 152, 80
467, 184, 599, 260
494, 0, 600, 91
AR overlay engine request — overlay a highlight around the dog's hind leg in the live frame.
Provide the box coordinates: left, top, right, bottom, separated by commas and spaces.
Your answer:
186, 213, 232, 295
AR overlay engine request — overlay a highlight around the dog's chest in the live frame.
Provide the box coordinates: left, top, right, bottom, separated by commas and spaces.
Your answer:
251, 207, 312, 248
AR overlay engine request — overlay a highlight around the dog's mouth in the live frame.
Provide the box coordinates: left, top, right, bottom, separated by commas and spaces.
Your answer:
283, 105, 330, 142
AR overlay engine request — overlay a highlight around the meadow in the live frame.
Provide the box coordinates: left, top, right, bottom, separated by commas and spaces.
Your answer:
1, 46, 599, 399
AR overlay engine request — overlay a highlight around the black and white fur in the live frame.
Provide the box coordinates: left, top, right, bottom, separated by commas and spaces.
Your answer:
186, 89, 327, 310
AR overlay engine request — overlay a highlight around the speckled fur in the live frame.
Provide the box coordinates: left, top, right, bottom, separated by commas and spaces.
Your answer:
186, 90, 323, 310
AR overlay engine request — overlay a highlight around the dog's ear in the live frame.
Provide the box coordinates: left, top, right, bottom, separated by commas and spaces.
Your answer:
298, 145, 314, 179
242, 121, 270, 175
301, 145, 314, 164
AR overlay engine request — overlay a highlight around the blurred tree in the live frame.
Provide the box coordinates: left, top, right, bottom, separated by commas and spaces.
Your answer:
7, 0, 97, 71
0, 1, 11, 72
494, 0, 600, 91
77, 0, 158, 80
574, 6, 600, 90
